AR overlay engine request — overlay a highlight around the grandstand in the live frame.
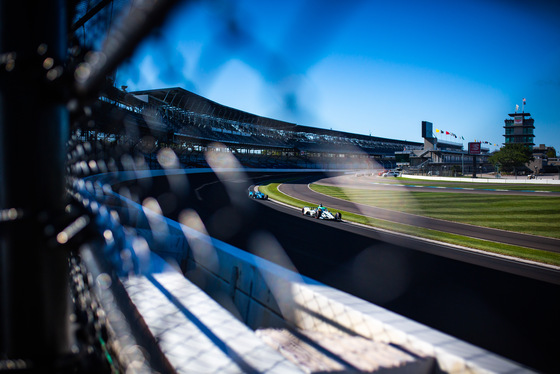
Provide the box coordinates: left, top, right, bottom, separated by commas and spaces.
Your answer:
84, 86, 422, 170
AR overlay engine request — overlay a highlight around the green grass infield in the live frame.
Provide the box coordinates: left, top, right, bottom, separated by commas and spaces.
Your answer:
310, 184, 560, 239
258, 181, 560, 267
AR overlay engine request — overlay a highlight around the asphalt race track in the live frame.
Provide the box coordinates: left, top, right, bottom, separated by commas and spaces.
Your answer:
279, 174, 560, 253
123, 171, 560, 373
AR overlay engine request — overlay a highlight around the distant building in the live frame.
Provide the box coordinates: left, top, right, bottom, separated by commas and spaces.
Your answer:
503, 112, 534, 147
533, 144, 556, 158
530, 144, 559, 173
406, 121, 491, 176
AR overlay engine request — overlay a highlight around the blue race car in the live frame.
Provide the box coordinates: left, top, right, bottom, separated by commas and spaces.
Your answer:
248, 189, 269, 200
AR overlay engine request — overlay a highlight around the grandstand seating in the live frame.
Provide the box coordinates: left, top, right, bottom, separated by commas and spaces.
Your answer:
89, 87, 422, 170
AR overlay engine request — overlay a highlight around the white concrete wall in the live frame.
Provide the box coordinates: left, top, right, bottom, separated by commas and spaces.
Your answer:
402, 174, 560, 184
77, 168, 533, 373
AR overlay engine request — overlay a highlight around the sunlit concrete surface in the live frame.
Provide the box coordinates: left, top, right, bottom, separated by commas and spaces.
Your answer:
123, 272, 302, 373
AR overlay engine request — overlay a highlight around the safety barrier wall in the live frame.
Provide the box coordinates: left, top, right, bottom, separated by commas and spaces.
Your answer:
77, 168, 533, 373
402, 173, 560, 184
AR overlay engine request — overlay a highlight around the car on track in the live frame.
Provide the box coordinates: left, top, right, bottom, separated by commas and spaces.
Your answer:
382, 171, 400, 177
301, 205, 342, 221
248, 189, 269, 200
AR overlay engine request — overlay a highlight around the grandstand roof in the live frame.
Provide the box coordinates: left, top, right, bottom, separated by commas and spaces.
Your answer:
130, 87, 423, 149
294, 124, 421, 146
436, 139, 464, 150
130, 87, 297, 130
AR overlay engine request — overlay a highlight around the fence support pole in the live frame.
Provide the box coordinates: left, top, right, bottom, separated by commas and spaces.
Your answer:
0, 0, 71, 366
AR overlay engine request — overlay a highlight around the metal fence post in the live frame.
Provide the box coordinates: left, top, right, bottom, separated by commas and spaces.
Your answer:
0, 0, 71, 366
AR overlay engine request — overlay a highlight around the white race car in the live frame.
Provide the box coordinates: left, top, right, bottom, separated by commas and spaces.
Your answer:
301, 205, 342, 221
382, 171, 400, 177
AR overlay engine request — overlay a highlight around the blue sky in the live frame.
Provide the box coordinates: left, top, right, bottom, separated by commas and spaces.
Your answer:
117, 0, 560, 153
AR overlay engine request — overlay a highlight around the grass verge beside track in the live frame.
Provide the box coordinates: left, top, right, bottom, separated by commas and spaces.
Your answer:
310, 184, 560, 239
258, 182, 560, 267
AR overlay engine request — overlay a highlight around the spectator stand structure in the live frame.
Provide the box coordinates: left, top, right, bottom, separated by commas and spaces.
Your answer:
83, 86, 423, 171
